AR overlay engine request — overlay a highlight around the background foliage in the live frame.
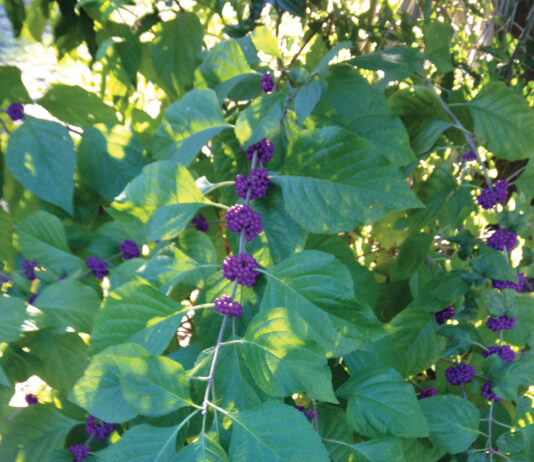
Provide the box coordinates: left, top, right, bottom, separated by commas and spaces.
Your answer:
0, 0, 533, 460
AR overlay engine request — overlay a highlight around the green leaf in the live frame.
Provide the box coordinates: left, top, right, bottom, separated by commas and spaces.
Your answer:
0, 296, 27, 343
69, 343, 149, 422
314, 66, 415, 166
38, 84, 118, 126
228, 401, 330, 461
272, 0, 305, 17
336, 367, 429, 438
294, 80, 322, 123
97, 423, 183, 461
466, 82, 534, 161
30, 330, 89, 393
174, 433, 228, 462
0, 66, 31, 104
262, 250, 385, 356
274, 127, 422, 233
252, 26, 281, 58
75, 0, 131, 21
0, 364, 10, 387
401, 438, 445, 462
34, 280, 100, 333
470, 245, 519, 282
311, 41, 351, 75
150, 13, 203, 96
390, 232, 434, 282
411, 120, 454, 156
423, 21, 453, 73
318, 405, 355, 462
78, 125, 146, 201
152, 89, 231, 164
17, 211, 85, 275
352, 47, 424, 82
109, 160, 210, 242
118, 355, 192, 416
494, 355, 534, 400
3, 0, 26, 37
240, 307, 337, 402
6, 117, 76, 213
235, 93, 285, 149
90, 280, 188, 355
344, 438, 405, 462
420, 395, 480, 454
0, 406, 79, 461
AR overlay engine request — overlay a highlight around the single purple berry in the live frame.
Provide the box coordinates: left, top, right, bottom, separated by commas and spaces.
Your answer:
192, 214, 209, 232
482, 346, 500, 358
213, 295, 243, 317
245, 138, 274, 165
461, 150, 477, 161
68, 444, 90, 462
481, 381, 502, 402
222, 253, 260, 287
417, 387, 437, 400
6, 103, 24, 121
119, 239, 140, 259
492, 272, 524, 292
498, 345, 515, 362
59, 276, 66, 281
235, 168, 272, 200
435, 306, 455, 325
445, 363, 476, 385
304, 409, 317, 421
85, 415, 114, 440
25, 393, 38, 405
486, 315, 516, 332
260, 72, 274, 93
487, 229, 518, 252
477, 180, 508, 209
21, 260, 37, 281
85, 256, 109, 279
226, 204, 263, 241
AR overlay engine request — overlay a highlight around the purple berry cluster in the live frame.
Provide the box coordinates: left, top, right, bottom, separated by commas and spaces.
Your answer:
461, 150, 477, 160
245, 139, 274, 165
22, 260, 37, 281
119, 239, 140, 259
435, 306, 455, 325
483, 345, 516, 362
68, 444, 90, 462
85, 415, 114, 440
222, 253, 259, 288
6, 103, 24, 121
85, 256, 108, 279
417, 387, 437, 400
481, 381, 502, 402
487, 229, 518, 252
260, 73, 274, 93
492, 272, 524, 292
214, 295, 243, 317
296, 406, 318, 421
226, 204, 263, 241
445, 363, 475, 385
192, 213, 209, 232
486, 315, 516, 332
25, 393, 38, 405
235, 168, 271, 200
476, 180, 508, 209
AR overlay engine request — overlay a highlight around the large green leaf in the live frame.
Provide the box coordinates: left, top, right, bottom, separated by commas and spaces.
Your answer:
314, 66, 415, 166
152, 89, 231, 164
38, 84, 118, 126
0, 296, 27, 343
274, 127, 422, 233
494, 355, 534, 400
0, 66, 31, 104
466, 82, 534, 161
344, 438, 405, 462
401, 438, 445, 462
150, 13, 203, 96
174, 433, 228, 462
69, 343, 149, 422
419, 395, 480, 454
228, 401, 330, 461
261, 250, 384, 356
390, 232, 434, 282
336, 367, 429, 438
318, 405, 355, 462
109, 160, 211, 242
240, 307, 336, 402
235, 93, 286, 149
118, 355, 192, 417
6, 117, 76, 213
96, 423, 183, 461
423, 21, 453, 74
90, 280, 188, 355
17, 211, 85, 275
352, 47, 424, 82
78, 125, 146, 201
34, 280, 100, 333
0, 405, 79, 461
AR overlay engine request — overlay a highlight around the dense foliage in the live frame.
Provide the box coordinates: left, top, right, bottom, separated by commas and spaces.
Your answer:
0, 0, 533, 460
